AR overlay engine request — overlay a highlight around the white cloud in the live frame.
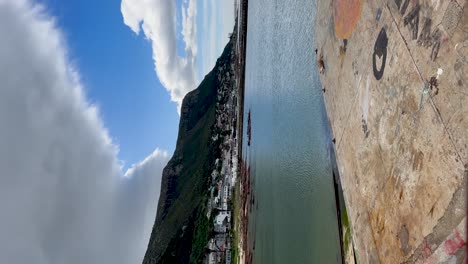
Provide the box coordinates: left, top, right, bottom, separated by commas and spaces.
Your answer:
121, 0, 198, 112
125, 148, 169, 177
116, 148, 170, 263
0, 0, 169, 263
209, 0, 217, 70
220, 1, 235, 44
181, 0, 197, 57
198, 0, 234, 81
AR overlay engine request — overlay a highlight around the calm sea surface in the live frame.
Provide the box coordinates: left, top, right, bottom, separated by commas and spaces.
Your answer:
242, 0, 342, 262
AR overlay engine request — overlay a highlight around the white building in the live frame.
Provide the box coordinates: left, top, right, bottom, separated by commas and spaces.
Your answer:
215, 212, 230, 225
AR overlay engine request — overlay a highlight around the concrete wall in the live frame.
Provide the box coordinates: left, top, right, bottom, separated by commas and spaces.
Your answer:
315, 0, 467, 263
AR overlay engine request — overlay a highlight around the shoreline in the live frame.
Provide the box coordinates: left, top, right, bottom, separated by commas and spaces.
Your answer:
328, 139, 356, 264
233, 0, 249, 263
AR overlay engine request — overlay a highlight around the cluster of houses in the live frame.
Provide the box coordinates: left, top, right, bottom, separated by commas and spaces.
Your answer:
204, 53, 239, 264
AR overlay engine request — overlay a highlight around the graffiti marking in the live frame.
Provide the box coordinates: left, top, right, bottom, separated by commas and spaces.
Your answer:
372, 28, 388, 80
395, 0, 410, 15
333, 0, 365, 39
394, 0, 443, 61
418, 17, 433, 47
403, 4, 420, 40
430, 30, 441, 61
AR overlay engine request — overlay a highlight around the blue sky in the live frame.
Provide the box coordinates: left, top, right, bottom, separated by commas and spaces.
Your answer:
38, 0, 234, 169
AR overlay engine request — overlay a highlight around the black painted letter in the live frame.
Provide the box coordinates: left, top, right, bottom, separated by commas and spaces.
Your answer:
373, 28, 388, 80
395, 0, 410, 15
404, 4, 420, 40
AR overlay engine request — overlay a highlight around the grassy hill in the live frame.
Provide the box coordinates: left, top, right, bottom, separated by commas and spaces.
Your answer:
143, 37, 234, 264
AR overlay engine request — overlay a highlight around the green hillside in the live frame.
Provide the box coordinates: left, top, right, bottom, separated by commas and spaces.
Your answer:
143, 37, 234, 264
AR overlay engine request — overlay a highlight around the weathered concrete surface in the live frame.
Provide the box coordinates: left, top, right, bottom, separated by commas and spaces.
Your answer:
315, 0, 467, 263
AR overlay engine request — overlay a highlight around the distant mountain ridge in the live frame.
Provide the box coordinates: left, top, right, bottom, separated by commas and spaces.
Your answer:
143, 33, 236, 264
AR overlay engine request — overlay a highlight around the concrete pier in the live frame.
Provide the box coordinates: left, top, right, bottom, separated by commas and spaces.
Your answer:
315, 0, 467, 263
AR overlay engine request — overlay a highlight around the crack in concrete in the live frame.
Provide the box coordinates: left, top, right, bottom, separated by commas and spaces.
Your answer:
385, 0, 465, 169
337, 75, 362, 151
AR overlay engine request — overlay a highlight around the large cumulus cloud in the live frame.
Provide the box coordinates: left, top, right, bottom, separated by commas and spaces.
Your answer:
121, 0, 198, 111
0, 0, 169, 263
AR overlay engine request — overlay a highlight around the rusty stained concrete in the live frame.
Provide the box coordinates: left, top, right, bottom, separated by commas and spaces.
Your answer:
315, 0, 467, 263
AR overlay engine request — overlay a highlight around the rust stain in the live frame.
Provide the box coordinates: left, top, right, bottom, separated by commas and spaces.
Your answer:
333, 0, 365, 39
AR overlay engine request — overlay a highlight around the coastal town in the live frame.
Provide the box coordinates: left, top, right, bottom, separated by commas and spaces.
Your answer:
203, 37, 240, 264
